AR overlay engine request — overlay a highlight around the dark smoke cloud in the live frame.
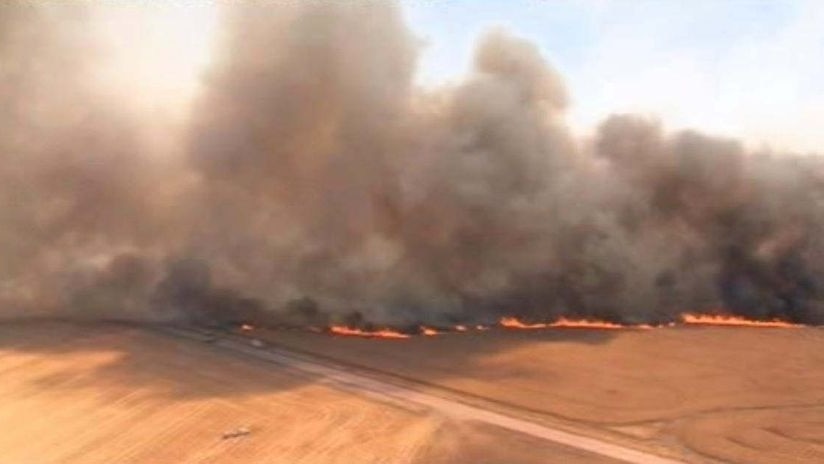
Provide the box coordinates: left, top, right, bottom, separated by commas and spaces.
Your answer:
0, 2, 181, 320
2, 1, 823, 327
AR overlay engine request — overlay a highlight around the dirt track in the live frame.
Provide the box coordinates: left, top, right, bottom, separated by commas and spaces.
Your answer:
164, 326, 680, 463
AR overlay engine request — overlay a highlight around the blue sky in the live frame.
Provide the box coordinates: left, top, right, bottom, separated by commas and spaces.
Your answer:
400, 0, 824, 152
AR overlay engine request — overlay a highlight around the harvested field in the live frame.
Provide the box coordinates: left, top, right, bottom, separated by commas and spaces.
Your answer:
255, 326, 824, 463
3, 321, 823, 463
0, 322, 623, 464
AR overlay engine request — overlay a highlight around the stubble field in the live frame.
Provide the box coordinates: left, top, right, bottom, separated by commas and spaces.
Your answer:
257, 325, 824, 463
0, 322, 622, 464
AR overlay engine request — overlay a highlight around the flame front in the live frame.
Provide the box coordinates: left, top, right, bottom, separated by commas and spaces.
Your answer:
499, 316, 639, 330
329, 326, 410, 339
317, 313, 801, 340
681, 314, 801, 328
551, 317, 643, 329
499, 317, 549, 329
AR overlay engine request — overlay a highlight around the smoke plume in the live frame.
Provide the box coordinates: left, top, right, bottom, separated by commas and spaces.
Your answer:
2, 1, 823, 328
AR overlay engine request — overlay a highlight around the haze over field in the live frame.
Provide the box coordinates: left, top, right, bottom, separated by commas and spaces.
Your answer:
2, 1, 823, 327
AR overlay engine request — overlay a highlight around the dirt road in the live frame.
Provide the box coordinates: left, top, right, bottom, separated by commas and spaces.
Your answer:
162, 326, 683, 464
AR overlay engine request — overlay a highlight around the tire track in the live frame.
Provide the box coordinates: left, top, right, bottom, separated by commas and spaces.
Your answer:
159, 327, 684, 464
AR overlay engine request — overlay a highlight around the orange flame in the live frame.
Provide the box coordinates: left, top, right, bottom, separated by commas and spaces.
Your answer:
499, 317, 550, 329
329, 326, 410, 339
314, 313, 801, 340
551, 317, 639, 329
499, 316, 641, 330
681, 313, 801, 328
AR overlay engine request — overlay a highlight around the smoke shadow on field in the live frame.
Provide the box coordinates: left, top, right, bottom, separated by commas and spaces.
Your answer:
0, 320, 314, 400
257, 327, 618, 387
0, 320, 617, 405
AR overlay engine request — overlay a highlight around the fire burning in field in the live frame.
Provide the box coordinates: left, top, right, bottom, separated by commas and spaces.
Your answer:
317, 313, 802, 340
681, 314, 802, 328
233, 312, 803, 342
5, 2, 824, 331
329, 326, 411, 339
499, 316, 642, 330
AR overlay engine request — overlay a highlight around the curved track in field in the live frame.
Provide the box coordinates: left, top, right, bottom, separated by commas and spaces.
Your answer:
162, 326, 683, 464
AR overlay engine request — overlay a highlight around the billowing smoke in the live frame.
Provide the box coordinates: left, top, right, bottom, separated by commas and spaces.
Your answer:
0, 2, 182, 320
2, 1, 823, 328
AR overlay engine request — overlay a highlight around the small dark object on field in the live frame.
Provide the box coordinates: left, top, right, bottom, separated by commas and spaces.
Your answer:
222, 426, 251, 439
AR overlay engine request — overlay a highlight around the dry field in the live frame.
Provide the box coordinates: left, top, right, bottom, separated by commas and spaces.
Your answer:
0, 322, 620, 464
257, 325, 824, 463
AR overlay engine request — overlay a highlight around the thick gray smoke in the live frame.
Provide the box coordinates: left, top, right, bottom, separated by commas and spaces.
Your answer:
2, 2, 823, 328
0, 3, 182, 320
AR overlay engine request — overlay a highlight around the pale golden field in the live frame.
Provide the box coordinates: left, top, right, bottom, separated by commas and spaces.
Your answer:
258, 325, 824, 463
0, 322, 620, 464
